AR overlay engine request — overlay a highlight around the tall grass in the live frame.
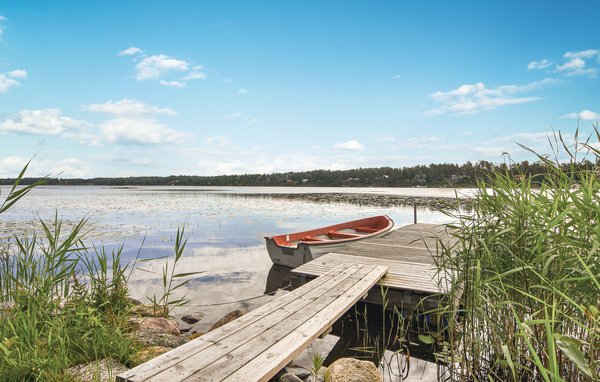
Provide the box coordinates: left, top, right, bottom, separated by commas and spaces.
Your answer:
0, 167, 136, 381
436, 130, 599, 381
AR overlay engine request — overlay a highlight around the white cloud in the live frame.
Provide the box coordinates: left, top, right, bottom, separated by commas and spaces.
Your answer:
0, 109, 88, 136
160, 80, 186, 88
333, 140, 366, 151
237, 88, 248, 94
181, 66, 206, 80
560, 110, 600, 121
528, 59, 552, 70
425, 78, 558, 116
118, 47, 143, 56
224, 112, 244, 120
120, 49, 206, 87
392, 74, 401, 79
555, 49, 599, 77
0, 156, 93, 178
396, 136, 445, 149
203, 136, 230, 145
83, 99, 177, 116
135, 54, 190, 80
0, 15, 6, 37
100, 118, 189, 145
0, 69, 27, 92
8, 69, 27, 78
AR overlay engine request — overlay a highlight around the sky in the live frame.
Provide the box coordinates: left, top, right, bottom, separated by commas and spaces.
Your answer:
1, 1, 599, 178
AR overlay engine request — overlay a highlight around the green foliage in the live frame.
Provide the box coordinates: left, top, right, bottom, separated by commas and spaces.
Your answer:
4, 159, 592, 188
0, 166, 136, 381
436, 129, 600, 381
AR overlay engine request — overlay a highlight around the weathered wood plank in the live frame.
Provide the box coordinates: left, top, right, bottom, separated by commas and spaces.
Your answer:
292, 224, 452, 294
149, 264, 369, 382
219, 265, 389, 382
117, 263, 388, 382
117, 264, 356, 382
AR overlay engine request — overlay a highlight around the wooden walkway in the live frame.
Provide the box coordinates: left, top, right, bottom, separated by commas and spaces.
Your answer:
293, 223, 454, 294
117, 263, 387, 382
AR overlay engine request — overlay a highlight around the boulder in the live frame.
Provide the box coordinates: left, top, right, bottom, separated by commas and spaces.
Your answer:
131, 304, 165, 317
181, 313, 203, 324
135, 330, 187, 348
67, 358, 128, 382
208, 309, 246, 331
283, 366, 311, 380
325, 358, 382, 382
278, 373, 303, 382
130, 346, 173, 366
130, 317, 180, 335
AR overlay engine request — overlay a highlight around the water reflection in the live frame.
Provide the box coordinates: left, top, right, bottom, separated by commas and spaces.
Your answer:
0, 186, 454, 330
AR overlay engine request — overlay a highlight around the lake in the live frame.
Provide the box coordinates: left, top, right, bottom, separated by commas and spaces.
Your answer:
0, 185, 466, 329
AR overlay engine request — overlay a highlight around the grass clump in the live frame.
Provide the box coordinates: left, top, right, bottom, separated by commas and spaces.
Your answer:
0, 166, 137, 381
436, 130, 599, 381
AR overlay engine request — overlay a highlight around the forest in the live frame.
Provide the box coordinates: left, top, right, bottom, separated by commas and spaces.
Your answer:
1, 160, 595, 187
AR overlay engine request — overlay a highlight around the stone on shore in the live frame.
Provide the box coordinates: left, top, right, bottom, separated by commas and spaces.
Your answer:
278, 372, 304, 382
130, 317, 180, 335
67, 358, 128, 382
130, 346, 173, 366
325, 358, 382, 382
181, 312, 203, 324
129, 316, 185, 347
208, 309, 247, 331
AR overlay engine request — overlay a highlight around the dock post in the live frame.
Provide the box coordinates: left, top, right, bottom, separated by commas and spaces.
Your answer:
413, 204, 417, 224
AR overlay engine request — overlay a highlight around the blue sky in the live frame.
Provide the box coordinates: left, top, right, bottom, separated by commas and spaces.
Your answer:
1, 1, 599, 178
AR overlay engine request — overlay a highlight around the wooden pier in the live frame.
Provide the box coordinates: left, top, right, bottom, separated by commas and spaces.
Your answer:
118, 263, 387, 382
293, 223, 454, 295
118, 223, 452, 381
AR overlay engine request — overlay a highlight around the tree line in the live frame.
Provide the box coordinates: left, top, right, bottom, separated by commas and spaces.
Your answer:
1, 160, 595, 187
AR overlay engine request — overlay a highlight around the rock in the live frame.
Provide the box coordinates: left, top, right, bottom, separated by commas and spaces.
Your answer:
278, 373, 303, 382
67, 358, 128, 382
325, 358, 381, 382
187, 331, 205, 340
283, 366, 311, 380
126, 297, 143, 305
130, 317, 180, 335
135, 330, 187, 348
130, 346, 173, 366
131, 304, 165, 317
208, 309, 246, 331
180, 313, 203, 324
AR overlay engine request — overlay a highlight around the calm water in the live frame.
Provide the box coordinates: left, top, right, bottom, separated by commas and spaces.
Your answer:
0, 186, 463, 328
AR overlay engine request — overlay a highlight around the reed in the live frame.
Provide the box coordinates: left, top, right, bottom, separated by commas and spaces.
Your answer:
435, 129, 599, 381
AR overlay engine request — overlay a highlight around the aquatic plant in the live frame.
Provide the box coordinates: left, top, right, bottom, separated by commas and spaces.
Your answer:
435, 129, 600, 381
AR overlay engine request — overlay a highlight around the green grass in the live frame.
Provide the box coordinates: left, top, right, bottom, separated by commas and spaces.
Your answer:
434, 130, 599, 381
0, 165, 198, 381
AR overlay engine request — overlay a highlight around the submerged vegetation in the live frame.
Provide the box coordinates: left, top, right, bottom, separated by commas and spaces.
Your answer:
435, 131, 599, 381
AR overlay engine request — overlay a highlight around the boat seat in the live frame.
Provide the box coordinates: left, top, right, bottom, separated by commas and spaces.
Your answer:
302, 236, 325, 242
355, 226, 379, 233
327, 231, 361, 239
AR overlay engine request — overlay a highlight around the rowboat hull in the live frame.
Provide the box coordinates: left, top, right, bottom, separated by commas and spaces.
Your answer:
265, 215, 394, 268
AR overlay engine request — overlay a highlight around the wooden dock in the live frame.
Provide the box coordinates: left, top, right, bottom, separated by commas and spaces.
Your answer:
293, 223, 454, 295
117, 263, 387, 382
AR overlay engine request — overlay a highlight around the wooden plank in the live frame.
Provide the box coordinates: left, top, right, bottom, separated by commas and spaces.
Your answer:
293, 252, 446, 294
219, 265, 389, 382
151, 265, 370, 382
118, 263, 388, 382
117, 264, 356, 382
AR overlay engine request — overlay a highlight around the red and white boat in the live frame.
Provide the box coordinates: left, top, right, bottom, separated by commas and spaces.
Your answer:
265, 215, 394, 267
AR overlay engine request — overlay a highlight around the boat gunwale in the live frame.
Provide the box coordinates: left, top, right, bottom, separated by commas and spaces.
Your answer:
265, 215, 394, 249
